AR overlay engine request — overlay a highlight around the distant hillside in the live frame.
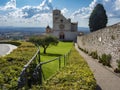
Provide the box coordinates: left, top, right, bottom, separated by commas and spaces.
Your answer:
0, 27, 45, 32
0, 26, 90, 34
78, 27, 90, 34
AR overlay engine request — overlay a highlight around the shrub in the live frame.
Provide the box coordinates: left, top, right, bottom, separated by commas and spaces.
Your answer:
0, 41, 37, 89
78, 47, 88, 54
0, 41, 21, 46
114, 60, 120, 73
111, 35, 115, 40
90, 51, 98, 59
99, 54, 111, 67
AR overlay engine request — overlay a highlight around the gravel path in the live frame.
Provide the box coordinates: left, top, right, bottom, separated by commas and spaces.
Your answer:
0, 44, 17, 56
75, 43, 120, 90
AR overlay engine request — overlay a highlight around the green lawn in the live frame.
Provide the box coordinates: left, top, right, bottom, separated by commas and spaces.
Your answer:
40, 41, 73, 80
32, 47, 96, 90
40, 41, 73, 61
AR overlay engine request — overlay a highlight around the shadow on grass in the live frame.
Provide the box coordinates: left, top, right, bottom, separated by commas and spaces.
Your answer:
40, 53, 62, 57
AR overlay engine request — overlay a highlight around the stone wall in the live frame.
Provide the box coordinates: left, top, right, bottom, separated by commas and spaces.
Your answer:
77, 23, 120, 69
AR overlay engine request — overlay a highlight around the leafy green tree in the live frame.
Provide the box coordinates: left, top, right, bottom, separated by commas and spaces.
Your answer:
29, 35, 59, 54
89, 3, 108, 32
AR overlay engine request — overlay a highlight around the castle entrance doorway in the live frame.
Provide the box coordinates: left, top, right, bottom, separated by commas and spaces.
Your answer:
59, 32, 65, 40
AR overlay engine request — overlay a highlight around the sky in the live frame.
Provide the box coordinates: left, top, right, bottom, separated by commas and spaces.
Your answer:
0, 0, 120, 27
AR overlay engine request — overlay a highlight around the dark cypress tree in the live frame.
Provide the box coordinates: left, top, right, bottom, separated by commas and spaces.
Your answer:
89, 4, 108, 32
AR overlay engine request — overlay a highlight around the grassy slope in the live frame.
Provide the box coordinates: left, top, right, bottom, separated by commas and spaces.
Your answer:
40, 42, 73, 79
40, 42, 73, 61
0, 41, 72, 89
35, 47, 96, 90
0, 41, 37, 89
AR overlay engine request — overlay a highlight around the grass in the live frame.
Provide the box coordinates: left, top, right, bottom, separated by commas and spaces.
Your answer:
0, 41, 37, 89
32, 47, 96, 90
40, 41, 73, 80
40, 41, 73, 61
0, 41, 72, 89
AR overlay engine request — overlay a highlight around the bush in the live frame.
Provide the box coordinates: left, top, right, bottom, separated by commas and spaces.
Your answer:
114, 60, 120, 73
78, 47, 88, 54
99, 54, 111, 67
0, 41, 21, 46
0, 41, 37, 89
90, 51, 98, 59
114, 68, 120, 73
117, 60, 120, 70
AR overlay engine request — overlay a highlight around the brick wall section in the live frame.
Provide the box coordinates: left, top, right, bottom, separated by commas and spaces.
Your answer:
77, 23, 120, 69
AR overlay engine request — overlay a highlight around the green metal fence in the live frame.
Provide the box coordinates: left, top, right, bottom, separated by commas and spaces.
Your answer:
17, 48, 71, 89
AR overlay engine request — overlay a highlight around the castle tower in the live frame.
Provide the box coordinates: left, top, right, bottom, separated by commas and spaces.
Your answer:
46, 25, 52, 33
51, 9, 78, 41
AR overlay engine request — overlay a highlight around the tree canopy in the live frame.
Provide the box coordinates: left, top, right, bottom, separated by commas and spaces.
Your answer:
29, 35, 59, 54
89, 4, 108, 32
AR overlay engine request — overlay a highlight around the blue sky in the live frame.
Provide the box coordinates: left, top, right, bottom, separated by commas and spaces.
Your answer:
0, 0, 120, 27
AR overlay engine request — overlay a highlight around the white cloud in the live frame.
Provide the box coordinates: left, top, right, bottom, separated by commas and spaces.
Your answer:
71, 0, 120, 27
0, 0, 17, 11
0, 0, 53, 27
72, 0, 97, 19
115, 0, 120, 10
61, 8, 68, 15
72, 0, 120, 19
0, 0, 120, 27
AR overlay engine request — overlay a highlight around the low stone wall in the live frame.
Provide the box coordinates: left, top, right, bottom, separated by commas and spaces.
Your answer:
77, 23, 120, 69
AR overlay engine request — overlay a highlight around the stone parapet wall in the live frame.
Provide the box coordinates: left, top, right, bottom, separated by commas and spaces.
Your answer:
77, 23, 120, 68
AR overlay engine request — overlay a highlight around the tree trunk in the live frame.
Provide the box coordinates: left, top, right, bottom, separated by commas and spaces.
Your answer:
43, 48, 46, 54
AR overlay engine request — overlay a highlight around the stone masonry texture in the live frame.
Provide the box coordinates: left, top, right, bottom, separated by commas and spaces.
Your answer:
77, 23, 120, 69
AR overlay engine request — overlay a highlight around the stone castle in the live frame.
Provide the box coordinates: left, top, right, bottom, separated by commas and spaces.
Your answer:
46, 9, 79, 41
45, 9, 120, 69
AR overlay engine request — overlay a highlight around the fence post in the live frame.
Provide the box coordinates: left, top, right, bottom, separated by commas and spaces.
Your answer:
64, 55, 66, 67
59, 56, 61, 70
39, 64, 42, 85
37, 47, 42, 85
38, 47, 41, 63
24, 69, 29, 90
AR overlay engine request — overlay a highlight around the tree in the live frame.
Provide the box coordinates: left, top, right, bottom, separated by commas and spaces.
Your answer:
29, 35, 59, 54
89, 3, 108, 32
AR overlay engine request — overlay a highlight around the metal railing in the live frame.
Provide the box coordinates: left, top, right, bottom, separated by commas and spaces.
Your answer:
17, 48, 71, 89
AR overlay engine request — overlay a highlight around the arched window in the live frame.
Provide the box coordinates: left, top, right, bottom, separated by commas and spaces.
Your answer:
60, 19, 63, 23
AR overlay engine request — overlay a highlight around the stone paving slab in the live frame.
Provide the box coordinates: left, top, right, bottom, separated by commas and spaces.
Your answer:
75, 43, 120, 90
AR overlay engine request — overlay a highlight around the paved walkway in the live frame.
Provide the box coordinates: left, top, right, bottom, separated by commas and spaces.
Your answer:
75, 44, 120, 90
0, 44, 17, 56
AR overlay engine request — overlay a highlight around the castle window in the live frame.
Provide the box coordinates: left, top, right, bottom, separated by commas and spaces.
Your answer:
55, 13, 58, 15
55, 17, 58, 20
60, 19, 63, 23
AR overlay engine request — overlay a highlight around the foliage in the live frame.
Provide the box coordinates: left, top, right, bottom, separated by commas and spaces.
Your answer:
114, 60, 120, 73
0, 41, 37, 89
99, 54, 111, 66
111, 35, 115, 40
33, 47, 96, 90
117, 60, 120, 70
0, 41, 72, 89
78, 47, 88, 54
90, 51, 98, 59
89, 3, 108, 32
29, 35, 59, 54
0, 41, 21, 46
